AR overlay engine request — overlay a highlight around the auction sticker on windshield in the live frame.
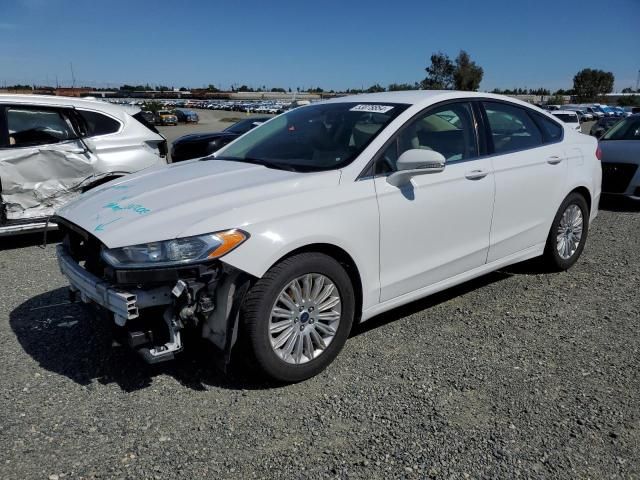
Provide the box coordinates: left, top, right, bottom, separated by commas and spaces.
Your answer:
349, 104, 395, 114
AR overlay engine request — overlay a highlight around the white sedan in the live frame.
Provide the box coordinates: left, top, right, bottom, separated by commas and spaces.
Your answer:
54, 91, 602, 382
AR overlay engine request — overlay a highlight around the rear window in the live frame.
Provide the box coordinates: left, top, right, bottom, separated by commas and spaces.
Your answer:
78, 110, 121, 136
132, 111, 160, 134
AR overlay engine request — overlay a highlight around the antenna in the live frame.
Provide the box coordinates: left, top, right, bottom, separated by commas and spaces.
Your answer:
70, 62, 76, 88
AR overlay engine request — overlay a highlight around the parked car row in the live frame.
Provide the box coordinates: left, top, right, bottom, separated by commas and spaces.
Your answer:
151, 108, 199, 126
541, 103, 636, 121
106, 98, 303, 114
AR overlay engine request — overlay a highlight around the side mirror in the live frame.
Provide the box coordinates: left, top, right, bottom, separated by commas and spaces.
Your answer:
387, 149, 446, 186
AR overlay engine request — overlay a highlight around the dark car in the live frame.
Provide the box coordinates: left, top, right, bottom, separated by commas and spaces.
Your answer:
171, 116, 271, 162
174, 109, 199, 123
599, 114, 640, 199
590, 117, 620, 138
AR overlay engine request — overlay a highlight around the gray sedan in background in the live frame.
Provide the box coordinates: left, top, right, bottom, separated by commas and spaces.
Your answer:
599, 114, 640, 200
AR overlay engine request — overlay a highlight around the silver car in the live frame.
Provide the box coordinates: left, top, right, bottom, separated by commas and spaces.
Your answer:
0, 95, 167, 236
599, 114, 640, 200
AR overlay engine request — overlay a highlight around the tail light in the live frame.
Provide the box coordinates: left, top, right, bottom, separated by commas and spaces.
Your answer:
595, 145, 602, 161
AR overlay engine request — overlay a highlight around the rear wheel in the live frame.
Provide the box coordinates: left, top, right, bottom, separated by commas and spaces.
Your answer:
542, 192, 589, 271
242, 252, 355, 382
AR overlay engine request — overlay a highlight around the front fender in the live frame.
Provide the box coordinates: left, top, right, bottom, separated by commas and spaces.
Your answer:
219, 190, 380, 311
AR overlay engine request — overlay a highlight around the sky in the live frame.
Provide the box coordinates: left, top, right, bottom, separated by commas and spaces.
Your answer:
0, 0, 638, 92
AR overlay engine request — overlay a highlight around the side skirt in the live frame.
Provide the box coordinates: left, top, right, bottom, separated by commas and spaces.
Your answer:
361, 243, 545, 322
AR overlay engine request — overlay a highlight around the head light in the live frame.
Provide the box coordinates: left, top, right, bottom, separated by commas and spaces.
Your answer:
101, 229, 248, 268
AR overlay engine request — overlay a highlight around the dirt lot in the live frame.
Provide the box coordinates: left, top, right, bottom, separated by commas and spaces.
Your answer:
1, 118, 639, 478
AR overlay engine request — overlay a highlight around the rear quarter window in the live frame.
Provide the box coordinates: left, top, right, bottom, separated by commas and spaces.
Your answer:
532, 112, 564, 143
78, 110, 121, 137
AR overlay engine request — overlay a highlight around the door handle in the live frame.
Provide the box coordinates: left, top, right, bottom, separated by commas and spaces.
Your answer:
465, 169, 488, 180
547, 156, 563, 165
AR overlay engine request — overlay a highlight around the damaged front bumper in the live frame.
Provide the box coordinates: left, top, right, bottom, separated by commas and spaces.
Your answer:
55, 241, 251, 366
56, 244, 181, 362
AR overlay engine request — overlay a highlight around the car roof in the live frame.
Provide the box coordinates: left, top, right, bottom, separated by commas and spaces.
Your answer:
320, 90, 548, 111
0, 94, 139, 119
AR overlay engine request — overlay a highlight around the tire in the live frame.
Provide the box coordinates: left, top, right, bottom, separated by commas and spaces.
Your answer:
542, 192, 589, 271
242, 252, 355, 382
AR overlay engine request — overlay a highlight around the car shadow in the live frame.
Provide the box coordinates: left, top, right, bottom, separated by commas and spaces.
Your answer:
351, 270, 512, 337
9, 287, 279, 392
12, 270, 516, 392
599, 195, 640, 212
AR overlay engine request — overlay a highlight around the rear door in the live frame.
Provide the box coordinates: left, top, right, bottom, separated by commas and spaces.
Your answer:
0, 104, 96, 222
481, 101, 568, 262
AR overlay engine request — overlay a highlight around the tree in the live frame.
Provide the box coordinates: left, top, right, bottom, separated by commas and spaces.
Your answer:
366, 83, 385, 93
573, 68, 614, 102
621, 87, 636, 94
207, 84, 220, 92
453, 50, 483, 91
388, 82, 420, 91
618, 95, 640, 107
422, 52, 455, 89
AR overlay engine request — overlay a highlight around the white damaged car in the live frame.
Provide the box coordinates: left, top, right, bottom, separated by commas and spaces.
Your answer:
0, 95, 167, 236
54, 91, 601, 382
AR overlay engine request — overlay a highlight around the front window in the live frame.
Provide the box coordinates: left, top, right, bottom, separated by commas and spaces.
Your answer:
215, 102, 409, 172
5, 107, 75, 148
376, 102, 478, 174
601, 117, 640, 141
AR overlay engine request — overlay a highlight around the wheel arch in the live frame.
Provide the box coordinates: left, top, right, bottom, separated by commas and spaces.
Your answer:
569, 185, 592, 213
271, 243, 364, 324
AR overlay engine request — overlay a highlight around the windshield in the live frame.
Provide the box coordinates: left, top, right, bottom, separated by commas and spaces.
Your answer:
214, 102, 409, 172
601, 117, 640, 140
553, 113, 578, 123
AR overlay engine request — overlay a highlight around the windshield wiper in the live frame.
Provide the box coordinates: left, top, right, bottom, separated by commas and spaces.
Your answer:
210, 156, 299, 172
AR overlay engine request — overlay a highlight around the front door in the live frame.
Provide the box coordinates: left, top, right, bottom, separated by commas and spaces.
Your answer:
0, 104, 95, 222
374, 101, 495, 302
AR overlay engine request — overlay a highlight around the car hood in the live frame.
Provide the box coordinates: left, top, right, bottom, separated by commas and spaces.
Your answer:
174, 131, 237, 143
56, 159, 341, 248
599, 140, 640, 164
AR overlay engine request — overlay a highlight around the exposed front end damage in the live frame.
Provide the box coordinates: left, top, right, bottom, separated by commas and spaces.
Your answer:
55, 217, 253, 368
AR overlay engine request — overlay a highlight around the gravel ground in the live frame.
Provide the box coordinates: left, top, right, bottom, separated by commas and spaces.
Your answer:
1, 198, 639, 480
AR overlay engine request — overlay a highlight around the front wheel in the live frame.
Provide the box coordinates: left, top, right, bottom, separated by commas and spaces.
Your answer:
241, 252, 355, 382
542, 192, 589, 271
